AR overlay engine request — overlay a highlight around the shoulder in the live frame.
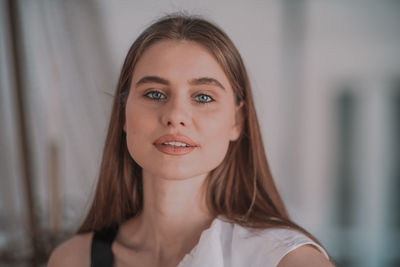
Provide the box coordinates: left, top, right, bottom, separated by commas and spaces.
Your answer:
47, 232, 93, 267
253, 228, 333, 266
229, 224, 332, 266
277, 244, 335, 267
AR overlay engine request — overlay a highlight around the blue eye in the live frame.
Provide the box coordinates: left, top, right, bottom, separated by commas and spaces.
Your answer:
195, 94, 214, 104
145, 90, 166, 101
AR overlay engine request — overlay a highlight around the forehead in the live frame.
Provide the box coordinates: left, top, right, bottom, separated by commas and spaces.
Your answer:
132, 40, 231, 89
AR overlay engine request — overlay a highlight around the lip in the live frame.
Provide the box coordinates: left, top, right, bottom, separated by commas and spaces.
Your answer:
153, 134, 199, 156
153, 134, 199, 147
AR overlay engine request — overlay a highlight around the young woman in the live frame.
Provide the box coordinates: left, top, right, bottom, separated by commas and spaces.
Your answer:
48, 14, 335, 267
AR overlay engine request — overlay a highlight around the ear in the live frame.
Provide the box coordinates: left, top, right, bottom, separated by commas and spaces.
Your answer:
229, 101, 244, 142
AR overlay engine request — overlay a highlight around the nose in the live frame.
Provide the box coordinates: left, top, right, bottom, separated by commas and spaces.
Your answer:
161, 96, 191, 128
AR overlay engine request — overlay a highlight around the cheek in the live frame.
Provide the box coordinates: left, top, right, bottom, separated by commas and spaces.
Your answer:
126, 103, 156, 133
198, 109, 234, 161
125, 105, 157, 163
199, 106, 235, 137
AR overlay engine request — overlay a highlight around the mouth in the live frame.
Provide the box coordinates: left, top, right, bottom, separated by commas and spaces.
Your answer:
160, 141, 195, 147
153, 134, 199, 156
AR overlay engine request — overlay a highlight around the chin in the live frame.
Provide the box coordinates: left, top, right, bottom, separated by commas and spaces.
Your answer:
160, 169, 201, 180
145, 165, 210, 181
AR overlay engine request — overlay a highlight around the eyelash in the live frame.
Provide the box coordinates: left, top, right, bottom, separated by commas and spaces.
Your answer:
144, 90, 215, 104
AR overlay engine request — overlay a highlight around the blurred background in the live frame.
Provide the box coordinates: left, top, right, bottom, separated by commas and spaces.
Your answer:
1, 0, 399, 266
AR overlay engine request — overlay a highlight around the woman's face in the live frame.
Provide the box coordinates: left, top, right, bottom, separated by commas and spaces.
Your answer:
124, 40, 243, 180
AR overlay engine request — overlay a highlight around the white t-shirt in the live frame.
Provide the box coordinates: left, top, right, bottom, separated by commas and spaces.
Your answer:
178, 216, 329, 267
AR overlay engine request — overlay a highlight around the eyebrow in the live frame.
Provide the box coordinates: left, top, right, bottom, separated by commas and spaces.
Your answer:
135, 76, 225, 91
135, 76, 170, 87
189, 77, 225, 91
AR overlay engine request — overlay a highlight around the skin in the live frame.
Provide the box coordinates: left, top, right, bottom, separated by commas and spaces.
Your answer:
47, 40, 334, 267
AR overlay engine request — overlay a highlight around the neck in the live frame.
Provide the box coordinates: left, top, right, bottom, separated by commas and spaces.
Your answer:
121, 171, 214, 263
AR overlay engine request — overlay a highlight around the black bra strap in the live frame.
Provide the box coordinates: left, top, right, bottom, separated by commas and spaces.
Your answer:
91, 226, 119, 267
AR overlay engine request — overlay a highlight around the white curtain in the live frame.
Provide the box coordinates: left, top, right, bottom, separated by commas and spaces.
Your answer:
0, 0, 115, 260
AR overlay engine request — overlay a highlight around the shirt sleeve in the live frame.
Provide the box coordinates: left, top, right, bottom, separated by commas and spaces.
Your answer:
266, 228, 330, 265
